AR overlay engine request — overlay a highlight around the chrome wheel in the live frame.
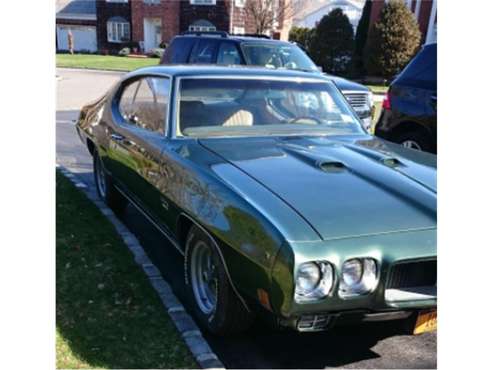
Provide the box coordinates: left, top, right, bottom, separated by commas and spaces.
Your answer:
95, 155, 107, 197
401, 140, 422, 151
190, 241, 218, 315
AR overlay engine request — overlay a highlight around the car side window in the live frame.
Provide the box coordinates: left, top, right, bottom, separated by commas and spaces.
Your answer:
118, 77, 170, 133
173, 38, 196, 63
118, 80, 140, 121
217, 42, 242, 65
189, 39, 218, 64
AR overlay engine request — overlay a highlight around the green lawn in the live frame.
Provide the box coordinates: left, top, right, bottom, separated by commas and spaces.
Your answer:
56, 171, 196, 369
56, 54, 159, 71
366, 84, 389, 94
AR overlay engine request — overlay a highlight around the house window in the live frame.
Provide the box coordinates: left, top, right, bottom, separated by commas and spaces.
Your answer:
189, 19, 217, 32
235, 0, 246, 7
144, 0, 160, 4
107, 18, 130, 43
190, 0, 216, 5
189, 25, 217, 32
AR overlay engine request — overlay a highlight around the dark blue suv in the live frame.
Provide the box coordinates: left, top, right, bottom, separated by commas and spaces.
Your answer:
375, 44, 437, 153
161, 32, 374, 130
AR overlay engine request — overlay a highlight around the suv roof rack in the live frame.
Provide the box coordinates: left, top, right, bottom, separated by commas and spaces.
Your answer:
231, 33, 271, 39
181, 31, 228, 38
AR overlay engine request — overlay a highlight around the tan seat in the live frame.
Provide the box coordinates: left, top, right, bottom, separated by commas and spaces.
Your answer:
222, 109, 254, 127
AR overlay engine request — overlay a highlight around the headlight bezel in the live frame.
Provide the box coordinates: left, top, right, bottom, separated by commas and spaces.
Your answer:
339, 258, 379, 298
294, 261, 335, 303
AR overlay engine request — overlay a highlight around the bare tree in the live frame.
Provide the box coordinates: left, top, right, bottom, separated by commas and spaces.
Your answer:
245, 0, 293, 35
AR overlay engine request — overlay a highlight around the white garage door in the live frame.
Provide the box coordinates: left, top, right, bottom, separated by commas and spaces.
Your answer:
57, 25, 97, 52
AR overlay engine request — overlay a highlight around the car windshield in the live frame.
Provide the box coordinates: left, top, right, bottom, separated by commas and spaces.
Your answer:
177, 78, 364, 138
241, 42, 318, 72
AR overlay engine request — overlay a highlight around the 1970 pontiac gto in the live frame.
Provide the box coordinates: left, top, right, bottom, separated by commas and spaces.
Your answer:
76, 65, 437, 335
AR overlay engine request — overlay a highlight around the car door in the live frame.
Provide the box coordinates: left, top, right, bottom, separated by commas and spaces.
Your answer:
106, 75, 172, 226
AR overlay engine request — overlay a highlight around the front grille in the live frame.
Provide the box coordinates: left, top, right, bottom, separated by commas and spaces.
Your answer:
344, 93, 369, 109
387, 260, 437, 289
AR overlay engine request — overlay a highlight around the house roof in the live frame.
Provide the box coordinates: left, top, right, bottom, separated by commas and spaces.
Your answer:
56, 0, 96, 21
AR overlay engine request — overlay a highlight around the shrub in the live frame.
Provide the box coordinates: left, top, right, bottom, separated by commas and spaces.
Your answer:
364, 0, 421, 79
148, 48, 165, 59
309, 8, 354, 75
118, 47, 130, 57
352, 0, 372, 77
159, 41, 168, 49
126, 41, 140, 49
288, 26, 313, 51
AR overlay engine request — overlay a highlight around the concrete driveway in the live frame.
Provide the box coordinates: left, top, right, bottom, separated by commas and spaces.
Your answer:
56, 68, 437, 369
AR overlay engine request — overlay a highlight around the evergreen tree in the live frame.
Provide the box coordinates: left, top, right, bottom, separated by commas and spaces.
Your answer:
352, 0, 372, 76
309, 8, 354, 75
364, 0, 421, 78
288, 26, 313, 52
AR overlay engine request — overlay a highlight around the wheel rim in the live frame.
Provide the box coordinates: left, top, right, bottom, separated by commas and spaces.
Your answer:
401, 140, 422, 151
190, 241, 218, 315
95, 155, 107, 197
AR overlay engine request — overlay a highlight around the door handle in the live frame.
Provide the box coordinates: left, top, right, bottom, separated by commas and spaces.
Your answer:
111, 133, 124, 141
430, 95, 437, 102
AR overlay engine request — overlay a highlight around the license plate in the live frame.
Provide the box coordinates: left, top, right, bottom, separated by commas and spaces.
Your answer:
413, 309, 437, 334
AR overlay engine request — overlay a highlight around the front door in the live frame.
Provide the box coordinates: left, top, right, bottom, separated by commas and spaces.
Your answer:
144, 18, 162, 52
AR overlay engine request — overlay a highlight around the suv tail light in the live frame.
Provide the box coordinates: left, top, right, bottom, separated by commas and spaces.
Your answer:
382, 92, 391, 110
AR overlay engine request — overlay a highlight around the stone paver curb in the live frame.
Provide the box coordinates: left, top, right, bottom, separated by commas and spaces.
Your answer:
57, 164, 225, 369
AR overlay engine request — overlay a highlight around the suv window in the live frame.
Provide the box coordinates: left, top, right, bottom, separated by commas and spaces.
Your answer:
241, 42, 318, 71
163, 37, 196, 63
118, 77, 170, 132
217, 42, 242, 65
189, 39, 218, 63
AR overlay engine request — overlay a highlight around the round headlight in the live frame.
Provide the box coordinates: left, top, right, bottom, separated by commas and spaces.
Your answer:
342, 259, 363, 286
296, 262, 320, 295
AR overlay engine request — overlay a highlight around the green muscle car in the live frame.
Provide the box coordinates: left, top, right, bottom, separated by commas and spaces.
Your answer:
76, 65, 437, 335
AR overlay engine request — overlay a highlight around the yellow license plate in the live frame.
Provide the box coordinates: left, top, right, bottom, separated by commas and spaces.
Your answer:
413, 309, 437, 334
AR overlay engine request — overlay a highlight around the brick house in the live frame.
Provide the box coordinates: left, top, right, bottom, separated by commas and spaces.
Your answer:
369, 0, 437, 45
71, 0, 272, 54
129, 0, 256, 53
96, 0, 133, 53
56, 0, 98, 52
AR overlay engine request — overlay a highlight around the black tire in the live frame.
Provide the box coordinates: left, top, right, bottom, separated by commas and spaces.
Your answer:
185, 225, 253, 335
399, 312, 419, 335
93, 150, 127, 215
395, 130, 432, 152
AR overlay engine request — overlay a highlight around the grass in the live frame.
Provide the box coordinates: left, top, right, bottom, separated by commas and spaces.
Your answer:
366, 84, 389, 94
56, 171, 196, 369
56, 54, 159, 72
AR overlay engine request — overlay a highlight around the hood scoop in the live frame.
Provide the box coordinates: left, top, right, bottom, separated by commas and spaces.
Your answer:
319, 160, 346, 173
381, 157, 403, 168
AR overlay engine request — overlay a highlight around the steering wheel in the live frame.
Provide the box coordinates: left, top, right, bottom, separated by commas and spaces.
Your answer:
288, 116, 322, 125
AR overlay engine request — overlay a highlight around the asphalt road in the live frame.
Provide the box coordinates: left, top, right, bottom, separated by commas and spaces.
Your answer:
56, 68, 437, 369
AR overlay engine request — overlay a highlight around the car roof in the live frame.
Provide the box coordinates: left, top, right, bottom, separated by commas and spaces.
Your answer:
127, 64, 332, 81
174, 34, 293, 45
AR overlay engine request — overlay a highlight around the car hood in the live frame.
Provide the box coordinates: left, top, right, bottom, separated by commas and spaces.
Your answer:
325, 74, 369, 93
200, 135, 436, 241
